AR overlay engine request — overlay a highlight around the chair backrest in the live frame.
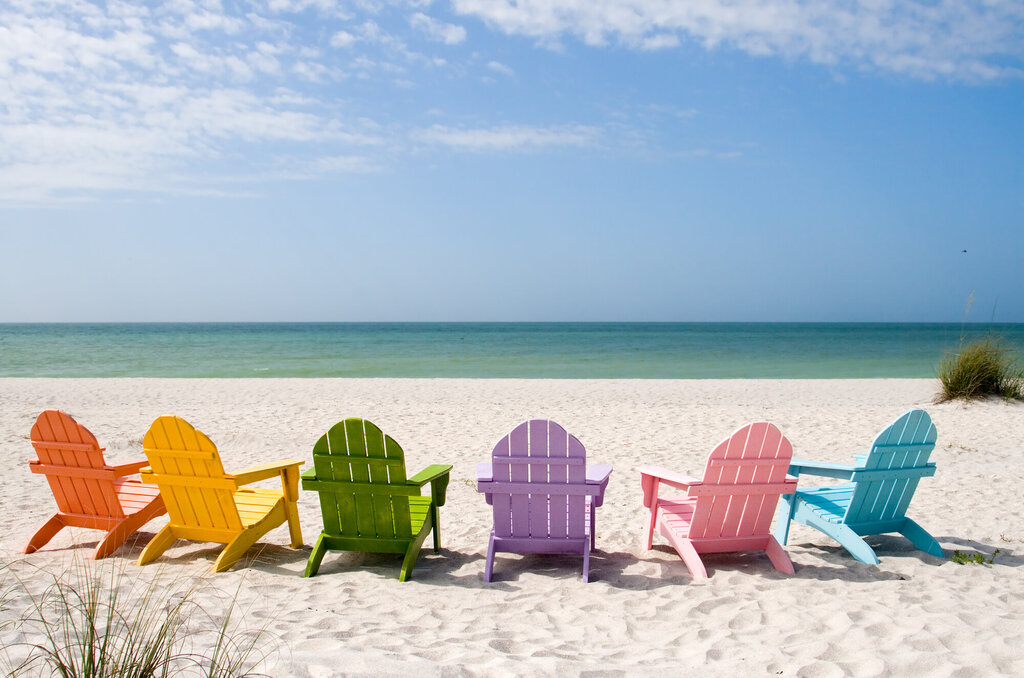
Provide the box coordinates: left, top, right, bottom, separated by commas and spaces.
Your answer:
844, 409, 936, 525
30, 410, 123, 519
686, 422, 795, 540
142, 416, 242, 532
309, 419, 416, 540
489, 419, 589, 541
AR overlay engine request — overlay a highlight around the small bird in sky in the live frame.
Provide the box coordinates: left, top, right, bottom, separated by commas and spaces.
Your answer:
962, 249, 967, 253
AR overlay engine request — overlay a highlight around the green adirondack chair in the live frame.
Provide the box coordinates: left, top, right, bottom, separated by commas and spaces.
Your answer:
301, 418, 452, 581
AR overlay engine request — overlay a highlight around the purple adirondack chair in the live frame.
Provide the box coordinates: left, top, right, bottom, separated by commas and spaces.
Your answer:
476, 420, 612, 582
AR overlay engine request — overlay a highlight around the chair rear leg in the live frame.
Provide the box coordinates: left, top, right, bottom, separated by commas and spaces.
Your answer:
400, 513, 434, 582
824, 523, 880, 565
137, 524, 177, 566
899, 518, 943, 558
304, 534, 329, 577
764, 535, 795, 574
483, 532, 496, 582
93, 515, 142, 560
215, 527, 265, 573
24, 514, 66, 554
663, 529, 709, 579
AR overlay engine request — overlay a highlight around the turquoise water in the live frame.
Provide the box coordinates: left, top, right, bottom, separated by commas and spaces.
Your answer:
1, 323, 1022, 378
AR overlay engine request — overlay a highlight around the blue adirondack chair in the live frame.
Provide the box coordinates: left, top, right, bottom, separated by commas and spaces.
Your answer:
775, 409, 943, 564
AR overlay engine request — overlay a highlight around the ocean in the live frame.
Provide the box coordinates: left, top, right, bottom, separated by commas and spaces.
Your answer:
1, 322, 1022, 378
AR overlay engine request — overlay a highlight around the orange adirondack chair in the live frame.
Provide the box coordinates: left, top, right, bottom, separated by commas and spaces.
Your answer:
638, 422, 798, 578
24, 410, 166, 559
137, 416, 304, 572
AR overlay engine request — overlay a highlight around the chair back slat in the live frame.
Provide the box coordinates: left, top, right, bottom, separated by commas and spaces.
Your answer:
687, 422, 794, 539
143, 416, 242, 532
845, 409, 936, 525
310, 419, 412, 540
31, 410, 123, 519
491, 420, 590, 541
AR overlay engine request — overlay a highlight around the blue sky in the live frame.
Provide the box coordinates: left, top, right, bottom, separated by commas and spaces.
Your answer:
1, 0, 1022, 322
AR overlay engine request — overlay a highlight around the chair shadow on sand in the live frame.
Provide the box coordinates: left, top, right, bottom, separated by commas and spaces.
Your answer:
43, 531, 1020, 585
936, 535, 1020, 567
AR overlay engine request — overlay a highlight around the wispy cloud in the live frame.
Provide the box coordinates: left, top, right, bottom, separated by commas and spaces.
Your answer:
452, 0, 1024, 81
416, 124, 600, 151
486, 60, 514, 76
410, 12, 467, 44
0, 1, 416, 203
3, 0, 1019, 206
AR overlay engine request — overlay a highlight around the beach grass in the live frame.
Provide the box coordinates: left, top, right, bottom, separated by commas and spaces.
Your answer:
0, 558, 273, 678
936, 338, 1024, 402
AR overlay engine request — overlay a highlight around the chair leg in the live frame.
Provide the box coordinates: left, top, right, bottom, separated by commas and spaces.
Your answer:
483, 532, 496, 582
137, 524, 177, 566
304, 534, 329, 578
899, 518, 944, 558
825, 523, 880, 565
764, 535, 795, 574
281, 466, 303, 548
582, 540, 591, 583
215, 526, 265, 573
431, 504, 441, 552
283, 500, 303, 549
662, 527, 709, 579
590, 501, 596, 550
399, 514, 433, 582
775, 494, 796, 546
94, 499, 166, 560
642, 507, 657, 551
93, 514, 144, 560
24, 514, 66, 554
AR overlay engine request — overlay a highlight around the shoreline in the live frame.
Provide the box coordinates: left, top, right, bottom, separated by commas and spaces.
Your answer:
2, 378, 1022, 675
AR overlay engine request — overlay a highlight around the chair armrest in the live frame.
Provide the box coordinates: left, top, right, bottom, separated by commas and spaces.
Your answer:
635, 465, 701, 491
231, 459, 305, 486
111, 459, 150, 477
788, 458, 856, 480
586, 464, 613, 506
300, 467, 317, 480
587, 464, 612, 485
409, 464, 453, 507
476, 462, 495, 504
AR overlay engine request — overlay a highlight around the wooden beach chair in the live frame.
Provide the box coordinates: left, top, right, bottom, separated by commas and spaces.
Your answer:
476, 419, 612, 582
301, 418, 452, 581
638, 422, 797, 578
24, 410, 167, 559
775, 409, 943, 564
137, 415, 304, 572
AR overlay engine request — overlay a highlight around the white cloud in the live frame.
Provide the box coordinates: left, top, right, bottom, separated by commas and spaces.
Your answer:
330, 29, 357, 47
410, 12, 467, 44
486, 60, 514, 76
0, 0, 402, 203
262, 0, 351, 17
451, 0, 1024, 81
416, 124, 599, 151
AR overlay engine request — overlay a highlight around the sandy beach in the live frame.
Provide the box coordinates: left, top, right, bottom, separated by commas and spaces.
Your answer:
1, 378, 1022, 676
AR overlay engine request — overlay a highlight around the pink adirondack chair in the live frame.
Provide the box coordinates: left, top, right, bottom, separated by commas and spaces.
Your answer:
476, 419, 612, 582
24, 410, 166, 559
638, 422, 797, 579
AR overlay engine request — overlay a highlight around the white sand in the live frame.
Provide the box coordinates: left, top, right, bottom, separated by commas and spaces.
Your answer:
1, 378, 1022, 676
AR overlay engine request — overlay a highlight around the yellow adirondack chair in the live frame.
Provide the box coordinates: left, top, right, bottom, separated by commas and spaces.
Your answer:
137, 415, 304, 572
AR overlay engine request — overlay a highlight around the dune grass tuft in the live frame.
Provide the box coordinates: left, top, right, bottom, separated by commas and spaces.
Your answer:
1, 558, 273, 678
936, 338, 1024, 403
